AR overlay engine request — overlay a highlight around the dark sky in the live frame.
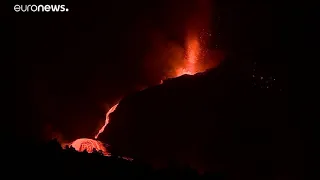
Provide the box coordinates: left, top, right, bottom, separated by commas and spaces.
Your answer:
14, 0, 278, 143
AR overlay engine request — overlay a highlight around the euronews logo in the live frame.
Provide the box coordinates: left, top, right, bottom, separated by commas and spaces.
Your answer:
14, 4, 69, 12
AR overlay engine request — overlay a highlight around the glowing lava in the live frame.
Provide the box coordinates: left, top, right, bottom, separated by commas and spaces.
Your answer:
95, 103, 119, 139
62, 104, 119, 156
69, 138, 109, 155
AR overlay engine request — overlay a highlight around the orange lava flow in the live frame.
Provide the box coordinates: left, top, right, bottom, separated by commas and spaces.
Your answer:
95, 103, 119, 139
62, 104, 119, 156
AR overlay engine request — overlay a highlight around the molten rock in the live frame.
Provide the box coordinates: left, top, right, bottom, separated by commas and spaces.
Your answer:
65, 138, 109, 156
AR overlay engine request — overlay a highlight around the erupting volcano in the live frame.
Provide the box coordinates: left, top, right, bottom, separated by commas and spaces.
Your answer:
63, 30, 217, 156
61, 0, 221, 158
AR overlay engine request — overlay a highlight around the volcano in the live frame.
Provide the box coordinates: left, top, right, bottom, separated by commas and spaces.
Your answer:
62, 13, 223, 156
99, 59, 289, 172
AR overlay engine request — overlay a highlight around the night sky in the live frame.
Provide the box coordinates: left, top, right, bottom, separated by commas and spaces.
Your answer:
14, 0, 291, 168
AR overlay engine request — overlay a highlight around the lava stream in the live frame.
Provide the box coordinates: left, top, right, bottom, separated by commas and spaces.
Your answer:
95, 103, 119, 139
62, 103, 119, 156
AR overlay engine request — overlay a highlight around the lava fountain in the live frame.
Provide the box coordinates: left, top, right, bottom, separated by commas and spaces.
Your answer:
175, 31, 202, 76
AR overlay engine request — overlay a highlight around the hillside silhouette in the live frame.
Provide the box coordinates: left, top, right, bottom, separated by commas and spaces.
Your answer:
100, 58, 296, 179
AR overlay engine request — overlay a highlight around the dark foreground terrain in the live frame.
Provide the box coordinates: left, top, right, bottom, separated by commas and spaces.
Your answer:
11, 139, 227, 179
